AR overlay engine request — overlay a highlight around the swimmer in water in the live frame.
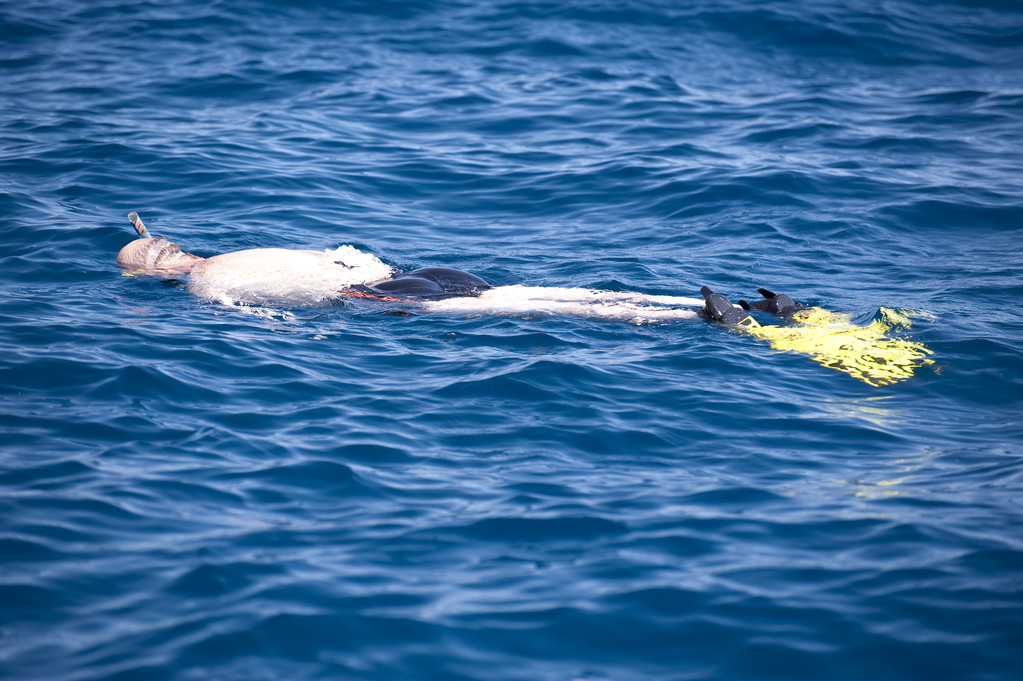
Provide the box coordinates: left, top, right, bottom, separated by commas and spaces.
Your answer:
117, 212, 933, 385
117, 212, 490, 306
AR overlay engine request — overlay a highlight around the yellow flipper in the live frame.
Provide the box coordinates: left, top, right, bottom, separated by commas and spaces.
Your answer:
745, 307, 933, 387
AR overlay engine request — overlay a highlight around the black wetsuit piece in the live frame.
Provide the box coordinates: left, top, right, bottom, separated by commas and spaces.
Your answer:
362, 267, 491, 300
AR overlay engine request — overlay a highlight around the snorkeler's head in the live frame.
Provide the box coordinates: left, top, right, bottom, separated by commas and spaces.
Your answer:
116, 237, 204, 273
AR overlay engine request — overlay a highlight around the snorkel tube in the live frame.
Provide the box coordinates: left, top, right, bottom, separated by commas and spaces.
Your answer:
117, 212, 204, 275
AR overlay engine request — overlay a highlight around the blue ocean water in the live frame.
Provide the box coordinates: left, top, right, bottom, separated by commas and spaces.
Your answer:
2, 0, 1022, 679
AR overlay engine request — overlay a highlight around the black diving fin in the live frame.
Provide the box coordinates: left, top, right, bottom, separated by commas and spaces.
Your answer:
738, 288, 805, 317
700, 287, 759, 327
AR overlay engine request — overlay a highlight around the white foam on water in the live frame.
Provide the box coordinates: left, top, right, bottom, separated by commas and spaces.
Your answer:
423, 285, 703, 323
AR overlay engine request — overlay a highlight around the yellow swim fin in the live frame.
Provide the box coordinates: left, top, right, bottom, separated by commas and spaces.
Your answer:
701, 287, 933, 386
747, 307, 933, 387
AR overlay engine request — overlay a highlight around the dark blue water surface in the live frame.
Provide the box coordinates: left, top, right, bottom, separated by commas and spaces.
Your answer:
3, 1, 1023, 679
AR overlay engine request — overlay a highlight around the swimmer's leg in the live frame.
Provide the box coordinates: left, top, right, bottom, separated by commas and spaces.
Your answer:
422, 285, 704, 321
